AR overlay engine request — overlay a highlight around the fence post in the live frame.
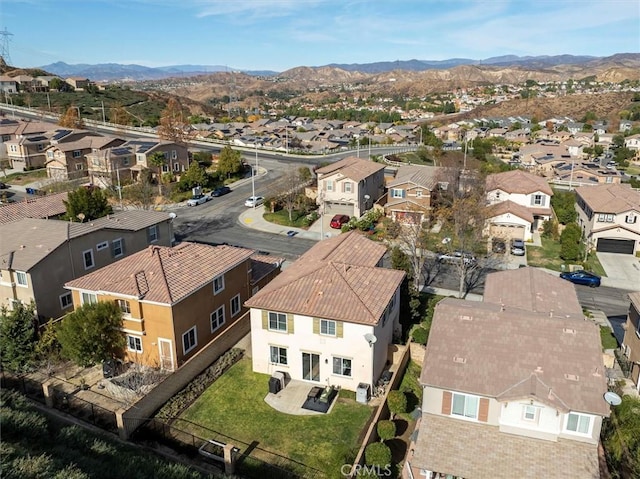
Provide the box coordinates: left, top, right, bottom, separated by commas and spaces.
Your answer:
115, 408, 129, 440
42, 379, 54, 408
223, 443, 237, 475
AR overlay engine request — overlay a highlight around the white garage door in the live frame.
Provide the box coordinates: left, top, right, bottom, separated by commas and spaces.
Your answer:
324, 202, 353, 216
490, 224, 525, 241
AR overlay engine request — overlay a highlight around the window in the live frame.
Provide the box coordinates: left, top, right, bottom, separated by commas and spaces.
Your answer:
122, 157, 130, 166
523, 405, 538, 421
565, 413, 591, 434
391, 188, 404, 199
112, 238, 123, 258
72, 150, 82, 158
171, 150, 177, 160
96, 241, 108, 251
326, 180, 334, 191
182, 326, 197, 355
598, 213, 614, 223
147, 225, 158, 243
230, 294, 241, 317
15, 271, 28, 287
320, 319, 336, 336
161, 164, 169, 173
37, 144, 44, 151
82, 249, 95, 270
116, 299, 131, 314
626, 214, 637, 224
47, 151, 54, 159
415, 190, 423, 198
268, 312, 287, 332
75, 163, 83, 171
59, 292, 73, 309
533, 194, 543, 206
495, 191, 501, 199
451, 393, 479, 419
137, 154, 144, 164
127, 335, 142, 353
9, 144, 16, 152
270, 346, 288, 365
343, 182, 352, 193
173, 162, 180, 171
213, 275, 225, 294
333, 357, 352, 376
210, 306, 225, 332
81, 292, 97, 305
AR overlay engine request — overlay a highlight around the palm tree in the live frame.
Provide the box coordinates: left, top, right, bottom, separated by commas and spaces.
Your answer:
147, 152, 166, 195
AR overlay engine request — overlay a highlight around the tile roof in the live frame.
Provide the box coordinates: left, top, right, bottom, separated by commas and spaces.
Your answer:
411, 414, 599, 479
250, 254, 284, 284
483, 268, 583, 317
315, 156, 385, 182
387, 165, 442, 190
420, 298, 609, 416
245, 231, 404, 325
576, 184, 640, 213
486, 199, 534, 223
66, 210, 172, 238
66, 242, 254, 305
486, 170, 554, 196
0, 192, 68, 224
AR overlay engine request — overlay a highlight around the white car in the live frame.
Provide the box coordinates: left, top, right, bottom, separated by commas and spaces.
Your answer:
244, 196, 264, 207
437, 251, 476, 265
186, 194, 210, 206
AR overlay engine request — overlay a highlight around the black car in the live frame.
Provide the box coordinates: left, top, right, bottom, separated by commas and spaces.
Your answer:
0, 182, 7, 189
211, 186, 231, 197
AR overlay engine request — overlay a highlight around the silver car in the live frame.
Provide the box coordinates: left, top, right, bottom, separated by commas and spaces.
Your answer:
186, 194, 210, 206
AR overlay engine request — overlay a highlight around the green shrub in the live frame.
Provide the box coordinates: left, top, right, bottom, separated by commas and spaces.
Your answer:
560, 223, 583, 261
387, 390, 407, 417
376, 420, 396, 441
542, 219, 559, 240
411, 327, 428, 345
365, 442, 392, 467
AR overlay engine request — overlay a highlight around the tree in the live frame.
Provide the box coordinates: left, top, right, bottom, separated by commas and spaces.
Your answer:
58, 106, 84, 129
56, 301, 125, 367
147, 152, 167, 195
179, 160, 207, 191
602, 395, 640, 477
560, 223, 583, 262
364, 442, 392, 468
387, 390, 407, 418
217, 146, 243, 179
551, 190, 578, 224
49, 77, 64, 91
64, 187, 113, 222
109, 104, 132, 126
376, 420, 396, 441
157, 97, 187, 144
122, 171, 155, 210
276, 168, 308, 222
0, 302, 37, 373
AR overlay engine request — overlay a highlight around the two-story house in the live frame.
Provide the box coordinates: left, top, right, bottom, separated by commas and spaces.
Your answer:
0, 211, 174, 320
485, 170, 554, 241
624, 133, 640, 154
621, 292, 640, 391
406, 268, 609, 479
575, 184, 640, 254
245, 231, 405, 391
65, 243, 282, 370
315, 156, 386, 218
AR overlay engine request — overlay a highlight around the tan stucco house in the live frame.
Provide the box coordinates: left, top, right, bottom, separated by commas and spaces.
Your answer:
621, 292, 640, 390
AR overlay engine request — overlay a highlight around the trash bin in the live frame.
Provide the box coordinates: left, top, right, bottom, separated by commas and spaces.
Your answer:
26, 188, 34, 195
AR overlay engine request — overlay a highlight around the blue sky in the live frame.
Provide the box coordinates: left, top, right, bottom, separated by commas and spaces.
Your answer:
3, 0, 639, 72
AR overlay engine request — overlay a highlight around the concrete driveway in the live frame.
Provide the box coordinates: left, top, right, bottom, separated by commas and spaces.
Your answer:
596, 253, 640, 290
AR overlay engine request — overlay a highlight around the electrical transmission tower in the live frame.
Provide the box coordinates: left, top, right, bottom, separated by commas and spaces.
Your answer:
0, 27, 13, 65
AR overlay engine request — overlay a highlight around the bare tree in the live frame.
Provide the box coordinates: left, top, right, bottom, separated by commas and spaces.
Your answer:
158, 97, 188, 145
59, 106, 84, 129
276, 168, 309, 222
122, 171, 155, 209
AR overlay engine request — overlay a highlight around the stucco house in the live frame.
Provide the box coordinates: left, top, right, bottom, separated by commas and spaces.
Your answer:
621, 292, 640, 391
315, 156, 386, 218
45, 134, 125, 181
485, 170, 554, 241
65, 242, 281, 370
245, 231, 405, 391
575, 184, 640, 254
405, 268, 609, 479
624, 133, 640, 154
0, 211, 174, 321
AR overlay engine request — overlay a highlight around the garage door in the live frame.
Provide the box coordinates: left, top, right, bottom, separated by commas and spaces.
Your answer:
489, 224, 525, 241
324, 202, 353, 216
596, 238, 635, 254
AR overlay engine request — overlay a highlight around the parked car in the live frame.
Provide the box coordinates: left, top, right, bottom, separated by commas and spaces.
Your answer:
0, 182, 7, 189
186, 194, 210, 206
559, 270, 601, 288
437, 251, 476, 265
492, 239, 506, 254
244, 196, 264, 207
211, 186, 231, 197
511, 239, 525, 256
330, 214, 350, 229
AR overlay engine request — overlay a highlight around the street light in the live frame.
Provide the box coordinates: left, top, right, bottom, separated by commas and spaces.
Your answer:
251, 141, 259, 207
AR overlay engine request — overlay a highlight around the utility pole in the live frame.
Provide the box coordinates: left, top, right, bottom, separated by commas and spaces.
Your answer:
101, 101, 106, 124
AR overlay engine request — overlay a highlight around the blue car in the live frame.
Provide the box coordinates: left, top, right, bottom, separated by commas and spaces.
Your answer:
559, 270, 601, 288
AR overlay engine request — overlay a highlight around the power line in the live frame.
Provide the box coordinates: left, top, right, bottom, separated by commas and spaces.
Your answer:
0, 27, 14, 66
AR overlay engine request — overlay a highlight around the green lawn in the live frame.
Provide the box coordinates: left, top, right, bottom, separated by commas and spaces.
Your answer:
180, 359, 373, 478
263, 209, 311, 228
527, 237, 607, 276
1, 169, 48, 185
600, 326, 618, 350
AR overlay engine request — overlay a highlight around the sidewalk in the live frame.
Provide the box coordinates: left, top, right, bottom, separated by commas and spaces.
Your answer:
238, 205, 341, 241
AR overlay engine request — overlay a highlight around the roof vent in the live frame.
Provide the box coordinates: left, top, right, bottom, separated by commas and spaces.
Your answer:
562, 328, 576, 335
564, 374, 579, 381
453, 356, 467, 364
534, 366, 543, 374
459, 314, 473, 321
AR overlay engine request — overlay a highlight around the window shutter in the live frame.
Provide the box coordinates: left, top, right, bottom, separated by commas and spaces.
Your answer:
287, 313, 294, 334
336, 321, 343, 338
313, 318, 320, 335
262, 310, 268, 329
479, 398, 489, 422
442, 391, 452, 415
401, 189, 406, 198
530, 195, 535, 206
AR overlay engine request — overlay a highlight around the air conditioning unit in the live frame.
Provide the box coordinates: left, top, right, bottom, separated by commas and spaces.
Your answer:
272, 371, 285, 390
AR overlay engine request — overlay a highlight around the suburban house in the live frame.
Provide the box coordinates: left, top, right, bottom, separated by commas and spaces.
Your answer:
624, 134, 640, 154
315, 156, 386, 218
377, 165, 442, 225
485, 170, 554, 241
0, 211, 174, 320
621, 292, 640, 391
575, 184, 640, 254
0, 75, 17, 94
65, 77, 91, 90
553, 161, 623, 186
406, 268, 609, 479
65, 242, 282, 370
245, 231, 405, 391
0, 192, 68, 225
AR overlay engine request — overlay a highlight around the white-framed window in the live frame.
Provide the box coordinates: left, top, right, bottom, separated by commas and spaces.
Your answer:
415, 189, 423, 198
9, 144, 17, 152
112, 238, 123, 258
173, 162, 180, 171
598, 213, 614, 223
59, 292, 73, 309
75, 163, 84, 171
210, 306, 225, 332
161, 164, 169, 173
332, 356, 352, 376
47, 151, 54, 159
326, 180, 334, 191
127, 335, 142, 353
451, 393, 479, 420
523, 404, 538, 422
116, 299, 131, 314
213, 275, 225, 294
137, 154, 144, 164
626, 214, 637, 224
268, 312, 287, 332
182, 326, 197, 355
81, 292, 97, 305
230, 294, 241, 317
15, 271, 28, 287
82, 249, 95, 270
533, 194, 543, 205
320, 319, 336, 336
343, 182, 352, 193
391, 188, 404, 198
72, 150, 82, 158
565, 412, 592, 435
147, 225, 158, 243
269, 345, 288, 365
96, 241, 108, 251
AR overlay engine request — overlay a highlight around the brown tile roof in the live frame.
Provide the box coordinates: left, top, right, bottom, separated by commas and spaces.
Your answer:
486, 199, 534, 223
66, 242, 254, 305
411, 414, 599, 479
575, 184, 640, 213
483, 268, 583, 317
387, 165, 442, 190
315, 156, 385, 182
486, 170, 554, 196
0, 192, 68, 224
420, 298, 609, 416
245, 231, 404, 325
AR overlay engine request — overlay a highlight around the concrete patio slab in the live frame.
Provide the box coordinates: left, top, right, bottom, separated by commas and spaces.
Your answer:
264, 379, 338, 416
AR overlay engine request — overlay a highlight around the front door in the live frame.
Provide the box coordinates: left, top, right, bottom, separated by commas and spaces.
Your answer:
158, 338, 174, 371
302, 352, 320, 382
